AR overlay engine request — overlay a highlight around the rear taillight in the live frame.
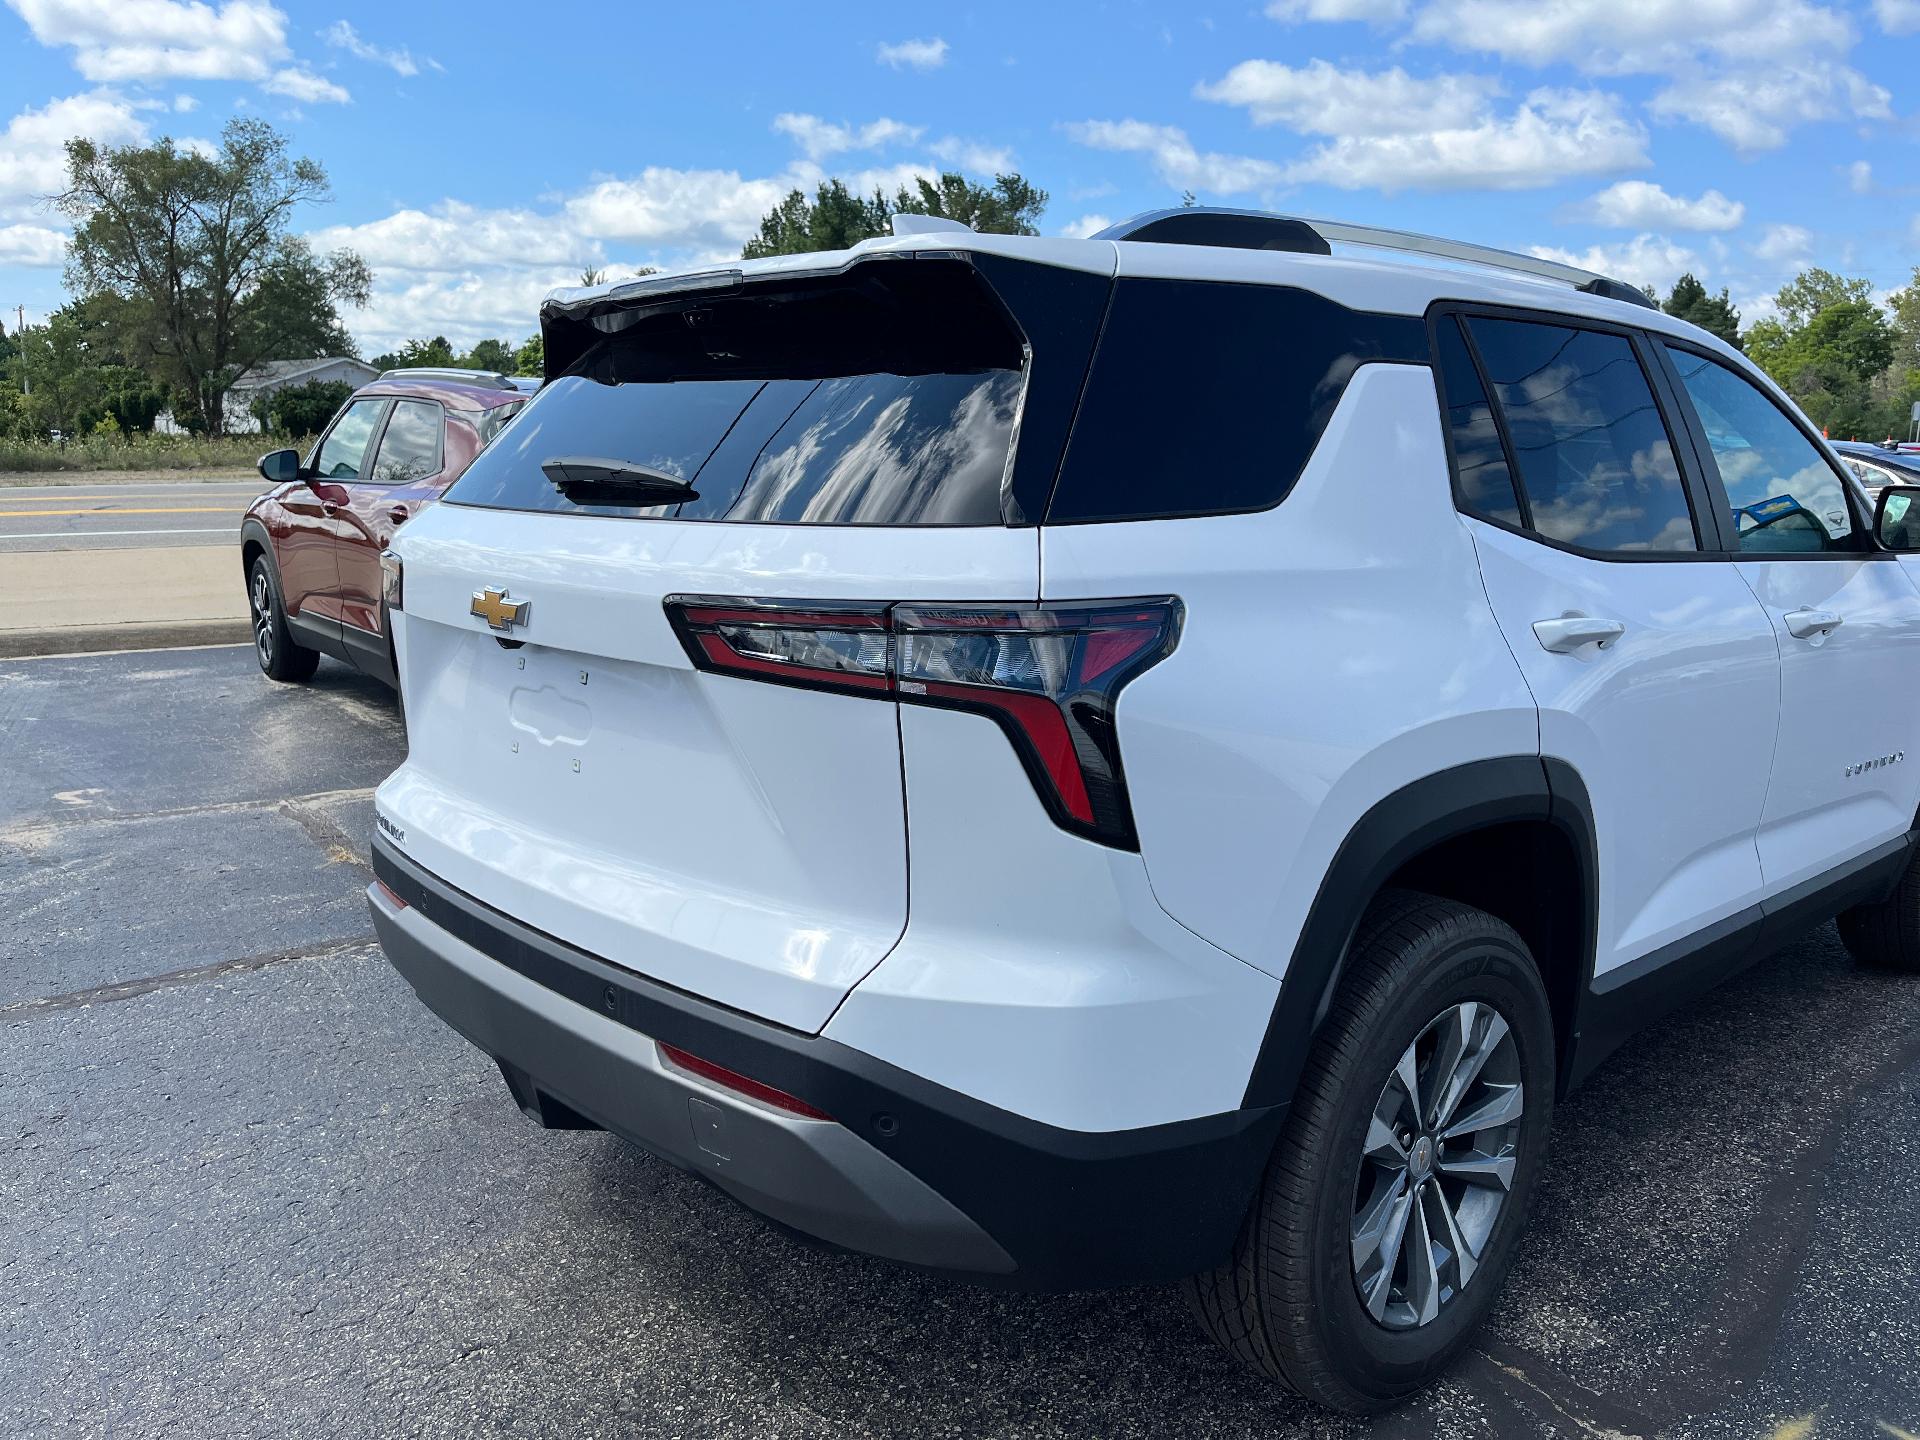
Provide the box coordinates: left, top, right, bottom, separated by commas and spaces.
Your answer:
665, 595, 1182, 849
657, 1042, 834, 1120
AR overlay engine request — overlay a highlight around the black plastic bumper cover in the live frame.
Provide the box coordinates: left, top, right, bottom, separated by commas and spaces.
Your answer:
371, 834, 1286, 1290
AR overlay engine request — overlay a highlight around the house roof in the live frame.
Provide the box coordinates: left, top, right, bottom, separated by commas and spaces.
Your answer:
232, 357, 377, 390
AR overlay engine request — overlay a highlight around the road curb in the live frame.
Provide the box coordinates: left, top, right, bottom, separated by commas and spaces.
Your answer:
0, 619, 253, 659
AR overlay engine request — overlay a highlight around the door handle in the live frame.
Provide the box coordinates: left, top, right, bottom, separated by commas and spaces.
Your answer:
1783, 608, 1843, 640
1532, 614, 1626, 654
388, 504, 410, 525
320, 500, 339, 517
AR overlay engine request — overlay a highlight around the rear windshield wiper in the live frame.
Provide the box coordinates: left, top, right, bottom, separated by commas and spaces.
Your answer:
541, 456, 698, 504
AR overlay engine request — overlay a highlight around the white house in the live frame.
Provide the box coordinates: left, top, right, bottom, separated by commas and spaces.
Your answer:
154, 356, 378, 434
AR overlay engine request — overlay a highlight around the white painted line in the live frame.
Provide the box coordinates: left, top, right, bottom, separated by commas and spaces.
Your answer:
1, 641, 251, 662
0, 527, 234, 539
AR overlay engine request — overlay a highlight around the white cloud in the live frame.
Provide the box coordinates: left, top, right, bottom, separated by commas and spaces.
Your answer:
1266, 0, 1408, 19
772, 113, 920, 161
320, 19, 421, 77
0, 221, 67, 266
875, 36, 948, 70
929, 136, 1015, 173
1650, 63, 1889, 151
1196, 59, 1496, 136
1406, 0, 1851, 72
172, 92, 198, 111
1063, 119, 1284, 195
1752, 222, 1813, 263
1059, 214, 1111, 239
7, 0, 290, 82
1848, 160, 1873, 193
1286, 88, 1647, 192
0, 89, 149, 220
1529, 233, 1698, 293
1874, 0, 1920, 31
1579, 180, 1744, 231
262, 66, 349, 104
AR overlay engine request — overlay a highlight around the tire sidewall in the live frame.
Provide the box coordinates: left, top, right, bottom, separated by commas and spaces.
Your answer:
249, 555, 283, 674
1298, 932, 1555, 1397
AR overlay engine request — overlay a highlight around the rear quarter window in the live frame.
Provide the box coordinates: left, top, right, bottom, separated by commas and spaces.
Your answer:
1043, 280, 1428, 524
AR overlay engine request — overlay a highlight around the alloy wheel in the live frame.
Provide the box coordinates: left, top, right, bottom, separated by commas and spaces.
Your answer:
1350, 999, 1524, 1330
251, 568, 275, 668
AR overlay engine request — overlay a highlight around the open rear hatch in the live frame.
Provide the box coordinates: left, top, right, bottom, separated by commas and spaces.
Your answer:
378, 251, 1108, 1033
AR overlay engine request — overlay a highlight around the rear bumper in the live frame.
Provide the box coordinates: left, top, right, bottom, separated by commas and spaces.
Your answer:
369, 835, 1286, 1290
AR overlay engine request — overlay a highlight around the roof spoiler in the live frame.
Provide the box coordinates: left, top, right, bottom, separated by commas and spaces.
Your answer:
377, 367, 521, 390
1093, 207, 1658, 311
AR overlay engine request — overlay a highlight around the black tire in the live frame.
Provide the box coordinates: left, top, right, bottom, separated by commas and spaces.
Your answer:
1188, 889, 1555, 1413
1837, 852, 1920, 972
248, 554, 320, 684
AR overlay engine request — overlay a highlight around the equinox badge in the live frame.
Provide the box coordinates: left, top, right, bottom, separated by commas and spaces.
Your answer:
471, 586, 530, 632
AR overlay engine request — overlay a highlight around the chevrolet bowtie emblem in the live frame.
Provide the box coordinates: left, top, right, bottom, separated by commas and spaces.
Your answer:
470, 586, 530, 632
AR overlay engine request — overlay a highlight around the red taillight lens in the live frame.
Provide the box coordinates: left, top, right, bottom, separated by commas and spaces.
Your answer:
657, 1042, 834, 1121
664, 594, 1182, 849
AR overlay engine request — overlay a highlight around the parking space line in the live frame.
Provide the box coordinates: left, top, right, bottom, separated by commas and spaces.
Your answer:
0, 507, 241, 517
0, 528, 235, 539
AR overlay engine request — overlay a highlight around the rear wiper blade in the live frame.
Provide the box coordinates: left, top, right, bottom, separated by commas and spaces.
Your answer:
541, 456, 697, 502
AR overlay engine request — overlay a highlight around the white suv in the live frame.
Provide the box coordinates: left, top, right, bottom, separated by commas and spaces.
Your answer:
366, 208, 1920, 1412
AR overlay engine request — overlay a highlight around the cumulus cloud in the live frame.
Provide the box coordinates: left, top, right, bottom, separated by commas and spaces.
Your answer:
1848, 160, 1873, 193
876, 36, 948, 70
1058, 214, 1112, 239
1063, 119, 1284, 194
1649, 63, 1888, 151
0, 89, 149, 220
929, 135, 1015, 173
261, 66, 349, 104
321, 19, 423, 77
1579, 180, 1744, 231
1873, 0, 1920, 30
1752, 222, 1813, 263
1529, 233, 1698, 293
0, 221, 68, 266
771, 113, 921, 161
6, 0, 289, 82
1284, 88, 1647, 192
1196, 59, 1496, 136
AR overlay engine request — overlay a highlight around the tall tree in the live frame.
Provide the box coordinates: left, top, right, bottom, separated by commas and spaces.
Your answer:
1771, 269, 1874, 330
1747, 276, 1899, 439
1661, 273, 1742, 348
57, 120, 369, 435
743, 172, 1048, 258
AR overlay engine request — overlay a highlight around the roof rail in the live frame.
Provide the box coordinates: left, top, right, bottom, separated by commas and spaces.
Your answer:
377, 367, 519, 390
1093, 207, 1657, 311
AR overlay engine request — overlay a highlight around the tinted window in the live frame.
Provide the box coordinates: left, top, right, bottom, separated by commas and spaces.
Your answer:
1046, 280, 1428, 524
474, 399, 525, 449
1435, 316, 1521, 527
310, 399, 384, 481
370, 400, 441, 483
1468, 318, 1695, 553
1665, 347, 1857, 553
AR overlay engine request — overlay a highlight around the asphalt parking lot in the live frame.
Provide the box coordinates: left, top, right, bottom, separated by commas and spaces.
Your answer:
5, 643, 1920, 1439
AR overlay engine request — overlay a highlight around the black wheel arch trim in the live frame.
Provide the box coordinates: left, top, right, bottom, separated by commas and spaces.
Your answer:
1240, 756, 1599, 1110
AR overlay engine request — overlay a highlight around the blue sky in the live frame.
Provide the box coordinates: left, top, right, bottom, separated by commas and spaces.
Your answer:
0, 0, 1915, 353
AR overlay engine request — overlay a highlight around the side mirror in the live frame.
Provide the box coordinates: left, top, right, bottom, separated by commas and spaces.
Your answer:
258, 448, 301, 485
1873, 485, 1920, 552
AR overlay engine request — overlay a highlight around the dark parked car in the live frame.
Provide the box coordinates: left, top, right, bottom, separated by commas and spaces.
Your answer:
1831, 439, 1920, 497
240, 369, 528, 686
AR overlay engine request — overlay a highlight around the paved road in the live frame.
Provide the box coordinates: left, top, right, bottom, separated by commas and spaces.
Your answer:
4, 644, 1920, 1438
0, 480, 266, 552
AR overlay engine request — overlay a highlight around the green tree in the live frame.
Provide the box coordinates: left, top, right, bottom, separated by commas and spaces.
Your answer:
57, 119, 370, 436
465, 337, 515, 373
514, 332, 543, 376
8, 303, 111, 437
1748, 291, 1898, 439
1661, 273, 1742, 349
372, 336, 458, 371
742, 172, 1048, 258
1772, 269, 1874, 330
255, 378, 354, 436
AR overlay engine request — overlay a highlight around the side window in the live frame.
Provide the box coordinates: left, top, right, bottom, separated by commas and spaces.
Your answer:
1434, 316, 1521, 528
310, 400, 385, 481
1466, 317, 1696, 553
370, 399, 443, 483
1664, 346, 1857, 553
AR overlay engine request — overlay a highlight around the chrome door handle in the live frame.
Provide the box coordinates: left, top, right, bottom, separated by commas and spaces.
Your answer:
1783, 608, 1843, 640
320, 500, 339, 517
1532, 614, 1626, 654
388, 504, 410, 525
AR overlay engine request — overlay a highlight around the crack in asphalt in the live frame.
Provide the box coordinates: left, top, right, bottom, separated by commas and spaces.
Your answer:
0, 937, 377, 1024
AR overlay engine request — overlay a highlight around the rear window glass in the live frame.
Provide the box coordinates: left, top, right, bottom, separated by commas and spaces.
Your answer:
1044, 279, 1427, 524
444, 261, 1027, 526
1435, 316, 1521, 528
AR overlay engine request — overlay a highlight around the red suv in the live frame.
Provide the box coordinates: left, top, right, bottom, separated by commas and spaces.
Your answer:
240, 369, 530, 686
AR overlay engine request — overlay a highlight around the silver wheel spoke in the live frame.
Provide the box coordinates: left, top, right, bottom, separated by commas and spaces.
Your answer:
1427, 1176, 1479, 1291
1437, 1150, 1516, 1191
1404, 1182, 1442, 1326
1429, 1005, 1508, 1133
1365, 1114, 1408, 1166
1352, 1174, 1414, 1320
1440, 1081, 1524, 1142
1393, 1042, 1422, 1126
